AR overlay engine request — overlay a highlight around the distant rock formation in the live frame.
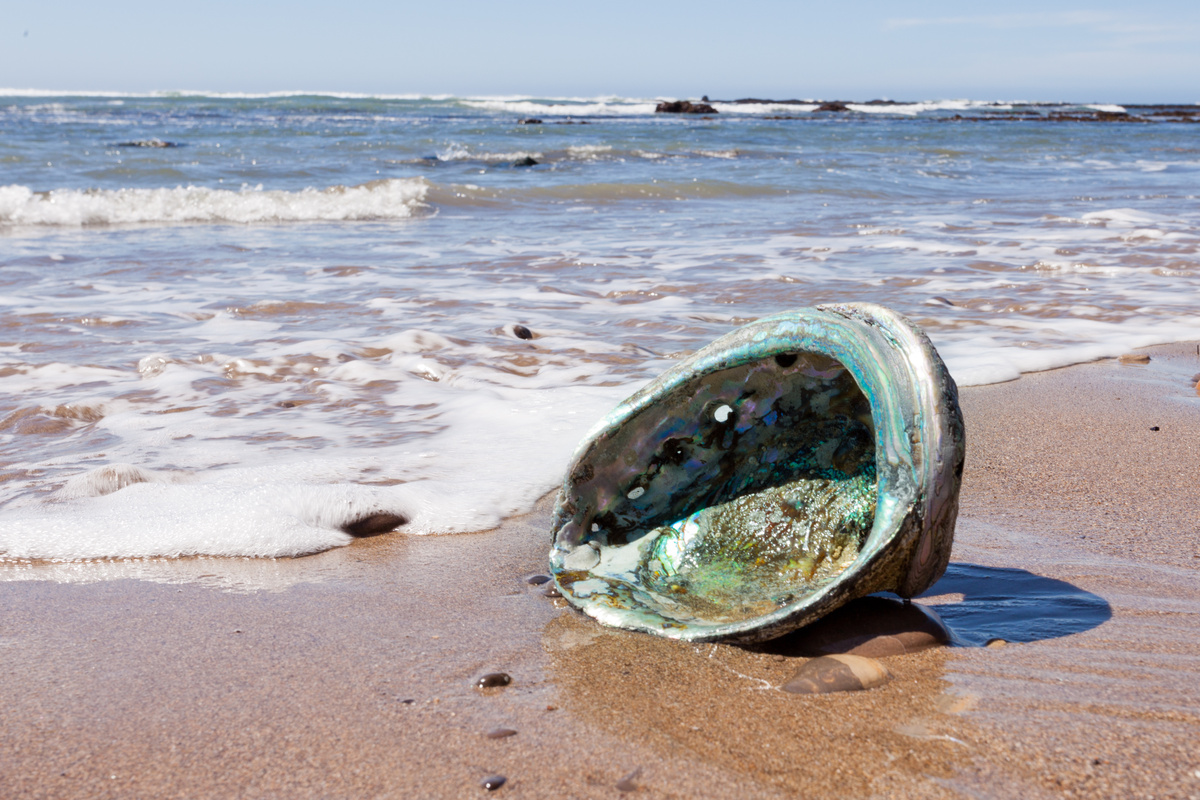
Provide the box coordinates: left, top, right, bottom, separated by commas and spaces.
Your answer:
655, 100, 718, 114
814, 102, 850, 112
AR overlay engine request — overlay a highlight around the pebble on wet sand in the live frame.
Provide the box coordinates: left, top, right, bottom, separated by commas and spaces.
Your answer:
524, 574, 551, 585
481, 774, 506, 790
486, 728, 518, 739
1118, 353, 1151, 364
513, 324, 534, 340
475, 672, 512, 689
340, 512, 407, 537
781, 655, 891, 694
541, 583, 562, 598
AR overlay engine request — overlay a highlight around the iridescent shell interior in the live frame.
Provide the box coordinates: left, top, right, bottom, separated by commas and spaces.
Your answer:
550, 304, 964, 642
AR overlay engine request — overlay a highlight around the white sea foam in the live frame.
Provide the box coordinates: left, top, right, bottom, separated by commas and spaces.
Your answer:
0, 179, 428, 226
710, 103, 818, 115
461, 99, 659, 116
3, 93, 1200, 569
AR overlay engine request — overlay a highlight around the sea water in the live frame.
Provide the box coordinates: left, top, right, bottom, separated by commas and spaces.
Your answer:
1, 93, 1198, 561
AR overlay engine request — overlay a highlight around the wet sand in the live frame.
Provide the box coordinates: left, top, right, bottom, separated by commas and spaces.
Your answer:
2, 345, 1199, 799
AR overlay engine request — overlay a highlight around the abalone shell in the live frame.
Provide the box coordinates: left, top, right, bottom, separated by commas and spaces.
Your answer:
548, 303, 965, 643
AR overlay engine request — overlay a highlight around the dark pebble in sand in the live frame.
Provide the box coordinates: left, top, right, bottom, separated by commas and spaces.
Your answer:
481, 774, 506, 790
475, 672, 512, 689
541, 583, 561, 598
524, 573, 551, 585
782, 655, 891, 695
486, 727, 518, 739
341, 512, 408, 537
769, 595, 950, 658
616, 767, 642, 792
513, 324, 534, 340
1150, 426, 1160, 431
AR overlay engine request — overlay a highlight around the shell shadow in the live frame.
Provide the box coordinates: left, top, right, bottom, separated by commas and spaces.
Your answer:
917, 563, 1113, 647
742, 562, 1112, 657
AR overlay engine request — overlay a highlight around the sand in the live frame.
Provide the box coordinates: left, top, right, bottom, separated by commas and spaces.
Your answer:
2, 344, 1199, 799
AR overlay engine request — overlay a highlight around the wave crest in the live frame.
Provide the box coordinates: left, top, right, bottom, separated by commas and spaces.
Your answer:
0, 178, 429, 226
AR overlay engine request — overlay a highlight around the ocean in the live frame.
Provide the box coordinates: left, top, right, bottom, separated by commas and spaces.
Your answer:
1, 92, 1198, 564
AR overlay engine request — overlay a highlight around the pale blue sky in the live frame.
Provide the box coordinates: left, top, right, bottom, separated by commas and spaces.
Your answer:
3, 1, 1198, 101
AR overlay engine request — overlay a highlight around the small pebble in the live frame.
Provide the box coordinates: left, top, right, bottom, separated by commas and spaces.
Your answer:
486, 728, 517, 739
616, 767, 642, 792
475, 672, 512, 689
541, 583, 562, 598
524, 574, 551, 585
341, 512, 408, 537
1118, 353, 1151, 364
1150, 426, 1160, 431
782, 655, 891, 694
986, 638, 1008, 648
513, 324, 533, 340
481, 774, 506, 791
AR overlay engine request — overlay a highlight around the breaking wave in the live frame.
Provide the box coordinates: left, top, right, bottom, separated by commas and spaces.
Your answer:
0, 178, 429, 226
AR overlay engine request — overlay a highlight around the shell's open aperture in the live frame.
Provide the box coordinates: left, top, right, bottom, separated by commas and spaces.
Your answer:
548, 304, 965, 643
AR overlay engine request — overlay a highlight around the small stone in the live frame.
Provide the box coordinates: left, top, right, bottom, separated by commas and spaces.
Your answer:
781, 655, 891, 694
1150, 426, 1160, 431
341, 512, 407, 537
985, 638, 1008, 648
524, 573, 551, 585
486, 728, 517, 739
475, 672, 512, 689
513, 324, 534, 340
541, 583, 562, 598
511, 156, 538, 167
1118, 353, 1151, 364
481, 774, 506, 790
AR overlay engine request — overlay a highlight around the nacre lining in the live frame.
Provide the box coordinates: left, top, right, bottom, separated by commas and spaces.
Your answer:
550, 304, 965, 643
556, 351, 877, 627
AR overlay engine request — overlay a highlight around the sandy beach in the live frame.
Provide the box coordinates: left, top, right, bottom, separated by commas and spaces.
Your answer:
2, 344, 1199, 799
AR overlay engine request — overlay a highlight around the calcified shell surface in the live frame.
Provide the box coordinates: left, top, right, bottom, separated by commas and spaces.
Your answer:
549, 304, 965, 643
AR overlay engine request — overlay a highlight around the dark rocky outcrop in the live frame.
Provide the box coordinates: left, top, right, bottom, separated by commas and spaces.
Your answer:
518, 118, 543, 124
115, 139, 180, 148
511, 156, 539, 167
655, 100, 718, 114
814, 101, 851, 112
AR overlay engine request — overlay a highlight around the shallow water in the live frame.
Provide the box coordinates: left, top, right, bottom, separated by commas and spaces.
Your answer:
2, 93, 1199, 560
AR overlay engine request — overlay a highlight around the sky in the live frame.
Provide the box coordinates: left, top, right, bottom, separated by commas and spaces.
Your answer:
2, 0, 1199, 102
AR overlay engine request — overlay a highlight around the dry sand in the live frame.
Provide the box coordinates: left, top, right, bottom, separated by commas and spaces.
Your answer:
2, 344, 1199, 799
